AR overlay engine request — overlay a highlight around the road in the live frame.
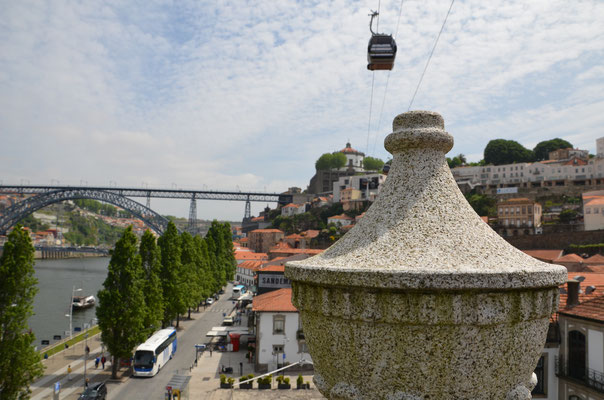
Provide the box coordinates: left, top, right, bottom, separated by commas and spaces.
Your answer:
108, 284, 236, 400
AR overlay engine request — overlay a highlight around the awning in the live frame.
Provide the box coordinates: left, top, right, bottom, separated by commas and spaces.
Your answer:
165, 374, 191, 393
206, 327, 249, 337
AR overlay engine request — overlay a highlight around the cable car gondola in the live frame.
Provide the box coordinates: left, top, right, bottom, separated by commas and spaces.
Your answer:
367, 11, 397, 71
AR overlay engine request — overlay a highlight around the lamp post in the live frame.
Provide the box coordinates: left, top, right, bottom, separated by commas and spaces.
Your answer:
66, 286, 82, 339
84, 330, 89, 388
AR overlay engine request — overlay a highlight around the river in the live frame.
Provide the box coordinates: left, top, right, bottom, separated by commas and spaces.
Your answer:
30, 257, 109, 349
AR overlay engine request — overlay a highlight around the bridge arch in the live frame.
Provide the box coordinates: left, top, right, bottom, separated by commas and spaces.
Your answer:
0, 189, 170, 235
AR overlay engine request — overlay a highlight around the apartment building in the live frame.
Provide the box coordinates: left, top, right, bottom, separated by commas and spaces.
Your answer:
248, 229, 285, 254
332, 173, 386, 203
496, 197, 542, 235
583, 191, 604, 231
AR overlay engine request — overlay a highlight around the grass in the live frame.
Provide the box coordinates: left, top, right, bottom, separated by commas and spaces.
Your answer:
41, 326, 101, 358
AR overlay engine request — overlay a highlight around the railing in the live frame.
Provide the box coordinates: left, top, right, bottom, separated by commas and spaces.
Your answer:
555, 356, 604, 393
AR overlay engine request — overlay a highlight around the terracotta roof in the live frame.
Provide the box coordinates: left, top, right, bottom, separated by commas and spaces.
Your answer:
522, 250, 564, 263
328, 214, 354, 220
286, 233, 303, 240
555, 253, 584, 263
282, 203, 300, 208
235, 251, 268, 261
269, 248, 324, 256
480, 216, 489, 223
259, 264, 285, 273
237, 260, 264, 271
339, 142, 364, 155
252, 288, 297, 312
560, 294, 604, 322
300, 230, 320, 238
562, 158, 588, 166
585, 265, 604, 273
251, 216, 265, 222
558, 272, 604, 311
240, 237, 248, 243
584, 198, 604, 206
585, 254, 604, 264
250, 229, 284, 234
498, 198, 534, 204
269, 242, 294, 251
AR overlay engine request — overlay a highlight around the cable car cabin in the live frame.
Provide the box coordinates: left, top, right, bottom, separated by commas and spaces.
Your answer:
367, 34, 397, 71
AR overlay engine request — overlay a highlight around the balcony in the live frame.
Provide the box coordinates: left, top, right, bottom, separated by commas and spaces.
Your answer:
555, 356, 604, 393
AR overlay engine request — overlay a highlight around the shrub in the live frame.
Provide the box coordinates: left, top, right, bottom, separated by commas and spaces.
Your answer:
297, 374, 304, 386
220, 374, 226, 384
227, 377, 235, 385
284, 377, 290, 384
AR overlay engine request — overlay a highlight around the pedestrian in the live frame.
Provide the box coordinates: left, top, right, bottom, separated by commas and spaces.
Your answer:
85, 345, 90, 355
209, 346, 212, 357
95, 356, 100, 369
101, 355, 106, 370
85, 378, 89, 388
67, 365, 72, 381
43, 353, 48, 360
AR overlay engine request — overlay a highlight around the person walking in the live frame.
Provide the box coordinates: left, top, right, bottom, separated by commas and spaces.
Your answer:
95, 356, 100, 369
101, 355, 106, 370
67, 365, 72, 381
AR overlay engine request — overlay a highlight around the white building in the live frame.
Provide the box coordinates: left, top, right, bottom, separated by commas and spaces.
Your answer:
332, 173, 387, 202
281, 203, 308, 217
583, 190, 604, 231
252, 288, 312, 372
338, 142, 365, 172
598, 137, 604, 158
327, 214, 354, 227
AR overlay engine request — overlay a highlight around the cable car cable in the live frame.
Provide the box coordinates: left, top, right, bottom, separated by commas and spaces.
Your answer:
366, 71, 376, 155
407, 0, 455, 111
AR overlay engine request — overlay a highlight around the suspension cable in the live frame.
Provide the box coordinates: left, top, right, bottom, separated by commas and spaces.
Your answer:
408, 0, 455, 111
366, 71, 376, 155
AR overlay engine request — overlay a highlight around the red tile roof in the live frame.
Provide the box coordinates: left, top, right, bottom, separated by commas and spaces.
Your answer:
252, 288, 297, 312
282, 203, 300, 208
585, 254, 604, 265
585, 265, 604, 273
259, 264, 285, 273
250, 229, 284, 234
300, 230, 320, 238
235, 251, 268, 261
269, 242, 294, 251
269, 248, 324, 256
251, 216, 265, 222
286, 233, 303, 240
339, 142, 363, 155
328, 214, 353, 220
523, 249, 564, 263
237, 260, 264, 271
555, 253, 584, 263
560, 295, 604, 322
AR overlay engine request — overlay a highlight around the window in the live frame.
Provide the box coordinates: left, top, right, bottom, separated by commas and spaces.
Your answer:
516, 207, 520, 213
596, 208, 600, 214
272, 344, 284, 355
522, 206, 526, 214
528, 207, 532, 215
298, 341, 309, 354
586, 208, 591, 214
273, 315, 285, 334
568, 330, 586, 380
498, 208, 503, 215
532, 354, 546, 396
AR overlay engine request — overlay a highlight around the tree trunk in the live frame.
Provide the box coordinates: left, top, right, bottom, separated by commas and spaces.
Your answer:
176, 314, 180, 328
188, 307, 191, 320
111, 355, 118, 379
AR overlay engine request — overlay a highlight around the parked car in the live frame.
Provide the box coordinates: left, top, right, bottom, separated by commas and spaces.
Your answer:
206, 298, 214, 305
78, 382, 107, 400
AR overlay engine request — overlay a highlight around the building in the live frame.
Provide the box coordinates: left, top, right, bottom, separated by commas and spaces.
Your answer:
307, 142, 367, 194
267, 246, 323, 260
496, 198, 542, 236
583, 190, 604, 231
235, 260, 264, 289
549, 148, 589, 161
248, 229, 285, 254
252, 288, 312, 372
281, 203, 309, 217
327, 214, 354, 227
338, 142, 365, 172
523, 249, 564, 264
597, 137, 604, 158
283, 230, 319, 249
332, 173, 386, 203
256, 254, 311, 295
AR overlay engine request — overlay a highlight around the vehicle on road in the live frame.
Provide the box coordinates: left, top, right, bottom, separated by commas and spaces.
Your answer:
231, 285, 246, 300
222, 316, 234, 326
133, 327, 177, 377
206, 298, 214, 305
78, 382, 107, 400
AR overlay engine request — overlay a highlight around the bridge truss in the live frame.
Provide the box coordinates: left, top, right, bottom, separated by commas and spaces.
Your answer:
0, 185, 292, 235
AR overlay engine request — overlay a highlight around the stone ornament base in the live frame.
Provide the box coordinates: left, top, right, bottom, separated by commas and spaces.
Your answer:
294, 283, 557, 400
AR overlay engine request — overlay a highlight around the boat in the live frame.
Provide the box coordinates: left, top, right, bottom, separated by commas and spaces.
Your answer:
72, 295, 95, 310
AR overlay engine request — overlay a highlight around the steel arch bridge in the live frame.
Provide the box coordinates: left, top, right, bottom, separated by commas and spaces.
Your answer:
0, 188, 170, 235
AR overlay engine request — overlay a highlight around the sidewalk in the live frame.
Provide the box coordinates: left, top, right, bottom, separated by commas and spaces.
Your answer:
31, 333, 130, 400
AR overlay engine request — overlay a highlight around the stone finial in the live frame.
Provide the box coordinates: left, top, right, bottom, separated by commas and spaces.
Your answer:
285, 110, 566, 399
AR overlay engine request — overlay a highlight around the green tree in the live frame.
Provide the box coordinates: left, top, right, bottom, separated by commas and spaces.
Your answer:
180, 232, 202, 319
465, 193, 496, 217
533, 138, 573, 161
158, 222, 186, 327
315, 153, 333, 170
194, 236, 213, 309
0, 226, 44, 399
139, 230, 164, 336
559, 209, 578, 224
96, 226, 146, 379
315, 152, 347, 170
363, 156, 385, 171
484, 139, 535, 165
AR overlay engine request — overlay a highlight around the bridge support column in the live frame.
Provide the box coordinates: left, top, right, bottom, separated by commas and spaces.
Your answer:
188, 195, 197, 235
244, 196, 251, 220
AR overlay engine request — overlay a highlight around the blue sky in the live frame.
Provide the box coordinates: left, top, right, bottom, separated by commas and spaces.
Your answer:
1, 0, 603, 220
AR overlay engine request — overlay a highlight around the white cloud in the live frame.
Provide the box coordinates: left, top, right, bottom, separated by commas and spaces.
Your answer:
1, 0, 603, 220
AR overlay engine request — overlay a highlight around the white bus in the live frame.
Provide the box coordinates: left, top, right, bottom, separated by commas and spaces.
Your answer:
133, 328, 177, 377
232, 284, 246, 300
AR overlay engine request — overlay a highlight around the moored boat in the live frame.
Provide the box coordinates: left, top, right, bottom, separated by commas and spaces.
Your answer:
72, 295, 95, 310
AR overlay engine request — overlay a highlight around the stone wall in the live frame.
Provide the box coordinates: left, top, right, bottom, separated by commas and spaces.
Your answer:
505, 230, 604, 250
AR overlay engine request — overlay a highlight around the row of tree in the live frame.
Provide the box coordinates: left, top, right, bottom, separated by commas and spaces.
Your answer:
483, 138, 573, 165
96, 220, 235, 378
315, 152, 385, 172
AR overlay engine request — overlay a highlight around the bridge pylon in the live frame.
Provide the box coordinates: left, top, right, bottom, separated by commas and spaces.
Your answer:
188, 195, 197, 235
244, 195, 251, 221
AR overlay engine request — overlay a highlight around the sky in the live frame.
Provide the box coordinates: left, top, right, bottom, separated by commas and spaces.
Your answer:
1, 0, 603, 221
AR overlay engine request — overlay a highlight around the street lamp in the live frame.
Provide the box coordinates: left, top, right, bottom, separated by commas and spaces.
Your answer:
66, 286, 82, 339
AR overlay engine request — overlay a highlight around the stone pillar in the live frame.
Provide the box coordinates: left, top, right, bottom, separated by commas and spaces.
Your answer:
285, 111, 566, 400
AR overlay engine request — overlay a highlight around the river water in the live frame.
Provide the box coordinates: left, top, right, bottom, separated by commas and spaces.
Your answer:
30, 257, 109, 348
